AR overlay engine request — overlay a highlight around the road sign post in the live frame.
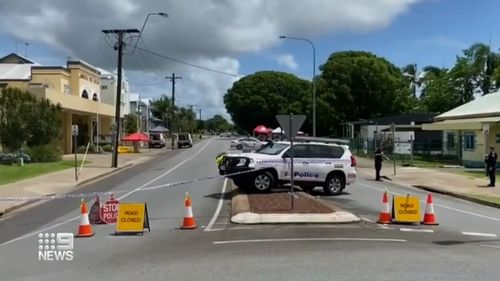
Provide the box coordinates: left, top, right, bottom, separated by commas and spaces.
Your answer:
276, 114, 306, 210
72, 125, 79, 181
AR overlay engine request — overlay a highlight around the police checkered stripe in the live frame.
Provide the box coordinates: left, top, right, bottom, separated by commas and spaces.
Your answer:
255, 158, 348, 164
0, 166, 273, 202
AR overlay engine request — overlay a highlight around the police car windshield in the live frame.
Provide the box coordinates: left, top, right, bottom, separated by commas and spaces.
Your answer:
256, 143, 289, 155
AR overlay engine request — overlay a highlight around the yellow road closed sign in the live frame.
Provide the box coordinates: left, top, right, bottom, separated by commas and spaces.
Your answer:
393, 195, 420, 223
116, 203, 150, 234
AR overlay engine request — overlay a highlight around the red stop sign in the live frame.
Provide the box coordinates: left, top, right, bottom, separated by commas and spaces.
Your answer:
100, 197, 119, 224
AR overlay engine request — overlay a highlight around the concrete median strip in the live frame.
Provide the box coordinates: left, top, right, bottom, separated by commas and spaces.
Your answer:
230, 183, 361, 224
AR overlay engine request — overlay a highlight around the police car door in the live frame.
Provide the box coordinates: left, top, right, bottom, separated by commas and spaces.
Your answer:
283, 144, 317, 182
310, 145, 347, 181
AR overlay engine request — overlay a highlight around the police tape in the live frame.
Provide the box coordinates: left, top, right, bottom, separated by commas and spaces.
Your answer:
0, 157, 349, 202
0, 166, 272, 202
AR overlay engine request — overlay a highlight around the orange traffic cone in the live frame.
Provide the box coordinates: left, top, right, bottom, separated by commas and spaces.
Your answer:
377, 190, 392, 224
76, 199, 94, 237
181, 192, 197, 229
421, 194, 439, 225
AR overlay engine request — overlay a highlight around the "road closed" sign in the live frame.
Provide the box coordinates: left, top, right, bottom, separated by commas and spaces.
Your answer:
392, 195, 420, 223
115, 202, 150, 234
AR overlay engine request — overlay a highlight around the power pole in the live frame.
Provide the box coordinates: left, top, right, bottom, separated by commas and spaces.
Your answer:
102, 29, 139, 168
166, 73, 182, 149
199, 108, 202, 131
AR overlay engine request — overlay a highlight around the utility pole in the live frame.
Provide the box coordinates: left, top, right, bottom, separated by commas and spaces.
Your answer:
199, 108, 202, 131
166, 73, 182, 149
102, 29, 139, 168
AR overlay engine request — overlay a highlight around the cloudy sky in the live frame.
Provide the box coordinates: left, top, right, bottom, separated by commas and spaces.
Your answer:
0, 0, 498, 120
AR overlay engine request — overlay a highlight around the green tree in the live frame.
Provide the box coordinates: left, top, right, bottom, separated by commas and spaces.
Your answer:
318, 51, 414, 133
150, 94, 172, 128
206, 114, 231, 132
224, 71, 311, 133
123, 113, 138, 134
419, 69, 461, 113
0, 87, 62, 150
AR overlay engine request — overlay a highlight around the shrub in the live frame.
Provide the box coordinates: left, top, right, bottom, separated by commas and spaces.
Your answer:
26, 144, 62, 163
101, 144, 113, 152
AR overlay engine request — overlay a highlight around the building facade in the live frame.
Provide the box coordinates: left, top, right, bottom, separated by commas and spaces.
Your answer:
0, 53, 115, 154
423, 92, 500, 168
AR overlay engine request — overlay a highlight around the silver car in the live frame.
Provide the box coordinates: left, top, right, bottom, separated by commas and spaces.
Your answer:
230, 137, 265, 150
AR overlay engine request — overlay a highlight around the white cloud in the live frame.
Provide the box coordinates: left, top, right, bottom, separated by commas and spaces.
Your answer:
276, 54, 298, 70
0, 0, 423, 119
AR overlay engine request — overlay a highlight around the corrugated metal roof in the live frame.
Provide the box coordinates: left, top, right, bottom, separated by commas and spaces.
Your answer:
436, 91, 500, 120
423, 116, 500, 131
0, 63, 36, 80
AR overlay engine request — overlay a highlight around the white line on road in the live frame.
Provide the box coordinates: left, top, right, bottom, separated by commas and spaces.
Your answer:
358, 182, 500, 223
377, 224, 393, 230
480, 244, 500, 249
400, 228, 434, 233
204, 178, 228, 232
462, 232, 498, 237
0, 139, 212, 248
360, 216, 375, 223
213, 237, 407, 245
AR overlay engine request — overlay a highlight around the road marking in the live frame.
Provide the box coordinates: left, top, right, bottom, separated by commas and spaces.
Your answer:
204, 178, 228, 232
358, 182, 500, 223
480, 244, 500, 249
400, 228, 434, 233
0, 139, 212, 248
360, 216, 375, 223
462, 232, 497, 237
213, 237, 407, 245
377, 224, 393, 230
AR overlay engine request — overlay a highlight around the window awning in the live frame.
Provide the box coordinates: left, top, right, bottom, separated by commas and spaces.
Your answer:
422, 117, 500, 131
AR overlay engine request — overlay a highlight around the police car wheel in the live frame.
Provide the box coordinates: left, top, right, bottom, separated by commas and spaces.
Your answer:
252, 172, 275, 193
323, 174, 344, 195
236, 144, 243, 150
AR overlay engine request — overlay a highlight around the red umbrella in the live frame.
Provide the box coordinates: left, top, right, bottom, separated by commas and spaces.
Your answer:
122, 132, 150, 142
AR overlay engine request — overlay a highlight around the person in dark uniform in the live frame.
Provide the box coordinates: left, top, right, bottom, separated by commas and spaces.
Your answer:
374, 146, 384, 181
485, 146, 497, 187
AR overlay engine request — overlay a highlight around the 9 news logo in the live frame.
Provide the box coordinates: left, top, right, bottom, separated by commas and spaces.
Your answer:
37, 232, 74, 261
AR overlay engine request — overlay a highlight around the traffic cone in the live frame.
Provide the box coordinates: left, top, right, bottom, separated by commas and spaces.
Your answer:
181, 192, 197, 229
76, 199, 94, 237
377, 190, 392, 224
421, 194, 439, 225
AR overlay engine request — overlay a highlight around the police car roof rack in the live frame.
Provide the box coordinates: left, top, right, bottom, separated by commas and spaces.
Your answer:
293, 136, 350, 145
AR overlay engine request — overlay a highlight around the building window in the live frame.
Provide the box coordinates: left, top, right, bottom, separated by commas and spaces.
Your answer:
92, 93, 99, 101
63, 84, 71, 95
464, 133, 476, 150
101, 85, 107, 90
81, 90, 89, 99
447, 133, 455, 149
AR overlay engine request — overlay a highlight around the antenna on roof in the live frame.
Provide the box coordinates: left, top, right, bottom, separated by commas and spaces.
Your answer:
24, 42, 29, 58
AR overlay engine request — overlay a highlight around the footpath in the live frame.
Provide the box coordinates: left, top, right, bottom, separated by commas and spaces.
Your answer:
0, 147, 169, 216
355, 156, 500, 208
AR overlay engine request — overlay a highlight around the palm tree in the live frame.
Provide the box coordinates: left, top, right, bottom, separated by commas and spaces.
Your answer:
402, 63, 422, 98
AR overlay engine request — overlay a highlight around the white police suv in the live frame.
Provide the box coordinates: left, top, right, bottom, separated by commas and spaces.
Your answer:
218, 137, 357, 195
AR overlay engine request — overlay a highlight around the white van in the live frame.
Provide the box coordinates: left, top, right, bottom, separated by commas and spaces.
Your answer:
177, 132, 193, 148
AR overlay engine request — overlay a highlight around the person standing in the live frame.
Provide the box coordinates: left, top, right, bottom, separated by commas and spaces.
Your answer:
374, 146, 384, 181
485, 146, 497, 187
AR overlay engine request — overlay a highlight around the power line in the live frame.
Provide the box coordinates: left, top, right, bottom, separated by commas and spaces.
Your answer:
134, 46, 240, 77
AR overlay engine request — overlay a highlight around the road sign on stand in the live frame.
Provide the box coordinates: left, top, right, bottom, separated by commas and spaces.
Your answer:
276, 114, 306, 210
101, 195, 120, 224
392, 194, 421, 223
276, 114, 306, 141
115, 202, 150, 235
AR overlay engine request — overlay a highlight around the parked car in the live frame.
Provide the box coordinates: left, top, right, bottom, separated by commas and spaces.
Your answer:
149, 133, 166, 148
177, 132, 193, 148
218, 138, 357, 195
230, 137, 265, 150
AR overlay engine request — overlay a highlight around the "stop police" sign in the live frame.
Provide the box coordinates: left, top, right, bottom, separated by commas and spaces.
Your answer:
100, 195, 120, 224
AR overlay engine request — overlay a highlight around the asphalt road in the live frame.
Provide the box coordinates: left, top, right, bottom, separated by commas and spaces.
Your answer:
1, 137, 500, 281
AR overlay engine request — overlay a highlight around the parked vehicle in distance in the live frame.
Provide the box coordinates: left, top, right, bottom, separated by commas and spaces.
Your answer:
230, 137, 266, 150
177, 132, 193, 148
149, 133, 166, 148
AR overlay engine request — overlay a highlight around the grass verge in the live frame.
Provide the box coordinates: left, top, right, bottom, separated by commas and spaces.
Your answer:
0, 160, 85, 185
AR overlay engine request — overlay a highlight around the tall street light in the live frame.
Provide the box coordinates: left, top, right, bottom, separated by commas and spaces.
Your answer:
279, 35, 316, 137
